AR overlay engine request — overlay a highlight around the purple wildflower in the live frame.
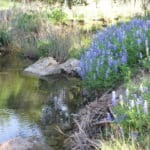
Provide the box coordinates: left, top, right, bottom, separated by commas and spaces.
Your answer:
137, 38, 142, 46
107, 112, 112, 121
145, 39, 149, 56
108, 57, 113, 67
143, 100, 148, 114
136, 98, 143, 105
129, 100, 135, 108
112, 91, 117, 106
125, 88, 129, 97
121, 53, 128, 64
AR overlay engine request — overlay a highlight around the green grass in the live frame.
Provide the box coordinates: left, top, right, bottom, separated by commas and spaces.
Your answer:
100, 139, 137, 150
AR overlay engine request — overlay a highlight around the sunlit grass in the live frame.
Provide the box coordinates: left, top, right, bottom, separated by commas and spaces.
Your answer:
0, 0, 19, 9
100, 139, 138, 150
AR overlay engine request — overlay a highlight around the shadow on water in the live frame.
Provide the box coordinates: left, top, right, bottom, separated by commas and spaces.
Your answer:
0, 55, 83, 149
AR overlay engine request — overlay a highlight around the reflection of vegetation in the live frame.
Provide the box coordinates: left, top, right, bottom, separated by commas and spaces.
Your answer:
0, 71, 39, 107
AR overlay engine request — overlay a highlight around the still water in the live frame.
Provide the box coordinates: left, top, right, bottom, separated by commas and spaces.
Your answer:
0, 55, 82, 149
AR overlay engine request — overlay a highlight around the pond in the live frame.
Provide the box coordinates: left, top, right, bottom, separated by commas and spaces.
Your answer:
0, 55, 83, 149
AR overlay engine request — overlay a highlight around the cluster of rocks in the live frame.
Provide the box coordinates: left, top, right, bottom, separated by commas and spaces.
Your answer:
24, 57, 81, 77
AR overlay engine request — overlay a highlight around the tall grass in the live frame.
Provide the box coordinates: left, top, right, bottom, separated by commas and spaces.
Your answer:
100, 139, 137, 150
0, 25, 11, 47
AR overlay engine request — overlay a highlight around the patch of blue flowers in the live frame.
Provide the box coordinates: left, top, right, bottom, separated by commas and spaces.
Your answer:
78, 18, 150, 89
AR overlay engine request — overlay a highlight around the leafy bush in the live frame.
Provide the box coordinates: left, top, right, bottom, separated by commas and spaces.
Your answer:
0, 26, 11, 47
37, 40, 52, 57
14, 12, 41, 32
48, 8, 68, 24
78, 18, 150, 90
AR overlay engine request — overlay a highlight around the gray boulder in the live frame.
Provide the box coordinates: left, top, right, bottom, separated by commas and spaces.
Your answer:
24, 57, 61, 76
0, 137, 52, 150
60, 58, 80, 75
24, 57, 80, 77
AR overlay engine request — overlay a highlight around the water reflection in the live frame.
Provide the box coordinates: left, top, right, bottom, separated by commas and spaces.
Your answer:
0, 55, 82, 149
0, 109, 43, 144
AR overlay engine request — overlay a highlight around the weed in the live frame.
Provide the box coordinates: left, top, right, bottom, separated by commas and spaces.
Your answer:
0, 25, 11, 47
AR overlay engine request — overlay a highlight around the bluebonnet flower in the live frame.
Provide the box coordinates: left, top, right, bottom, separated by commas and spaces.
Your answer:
121, 53, 128, 64
145, 39, 149, 56
78, 18, 149, 88
107, 112, 112, 121
137, 38, 142, 46
108, 57, 113, 67
129, 100, 135, 108
112, 91, 117, 106
136, 98, 143, 105
125, 88, 129, 97
133, 94, 137, 98
143, 100, 148, 114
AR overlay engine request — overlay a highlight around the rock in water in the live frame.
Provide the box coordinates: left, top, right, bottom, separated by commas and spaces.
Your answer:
24, 57, 81, 77
0, 137, 52, 150
59, 58, 80, 76
24, 57, 61, 76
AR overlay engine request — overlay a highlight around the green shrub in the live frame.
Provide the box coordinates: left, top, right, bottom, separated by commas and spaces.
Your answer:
48, 8, 68, 24
37, 40, 52, 57
0, 26, 11, 47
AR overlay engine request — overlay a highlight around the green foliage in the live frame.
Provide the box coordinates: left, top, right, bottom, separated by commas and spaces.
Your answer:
37, 40, 52, 57
69, 47, 87, 59
112, 75, 150, 149
69, 35, 92, 59
142, 56, 150, 71
14, 12, 41, 32
0, 26, 11, 47
48, 8, 68, 24
84, 65, 131, 90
